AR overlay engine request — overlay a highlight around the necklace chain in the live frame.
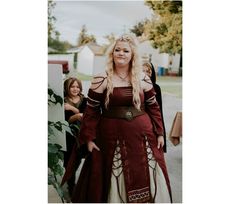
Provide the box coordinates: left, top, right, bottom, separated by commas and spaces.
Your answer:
116, 72, 129, 81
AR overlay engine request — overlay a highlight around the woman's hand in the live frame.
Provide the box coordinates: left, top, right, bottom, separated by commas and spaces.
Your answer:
157, 136, 164, 149
87, 141, 100, 152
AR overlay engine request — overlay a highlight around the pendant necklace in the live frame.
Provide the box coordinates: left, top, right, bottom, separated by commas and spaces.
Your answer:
116, 72, 131, 86
117, 73, 128, 81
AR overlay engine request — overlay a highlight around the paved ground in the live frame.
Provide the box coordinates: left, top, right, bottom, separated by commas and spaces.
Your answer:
48, 79, 182, 203
162, 93, 182, 203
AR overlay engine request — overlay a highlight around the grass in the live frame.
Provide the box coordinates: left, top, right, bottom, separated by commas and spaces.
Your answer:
77, 72, 93, 81
157, 76, 182, 98
157, 76, 182, 82
160, 85, 182, 98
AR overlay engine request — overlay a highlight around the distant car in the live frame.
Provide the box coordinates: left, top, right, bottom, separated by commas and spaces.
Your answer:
48, 60, 69, 74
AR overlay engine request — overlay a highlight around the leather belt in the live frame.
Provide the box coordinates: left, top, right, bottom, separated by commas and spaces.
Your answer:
102, 106, 145, 121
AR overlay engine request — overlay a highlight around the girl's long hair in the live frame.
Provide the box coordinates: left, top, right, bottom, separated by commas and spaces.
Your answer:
105, 34, 142, 110
64, 77, 83, 98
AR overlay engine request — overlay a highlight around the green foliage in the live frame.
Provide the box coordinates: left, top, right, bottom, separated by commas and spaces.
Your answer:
100, 33, 116, 53
48, 173, 64, 198
48, 37, 73, 53
77, 72, 93, 81
145, 0, 182, 54
48, 143, 64, 175
104, 33, 116, 44
48, 137, 65, 201
48, 0, 56, 39
73, 53, 78, 62
48, 87, 73, 202
77, 25, 97, 47
48, 121, 73, 136
48, 0, 73, 53
130, 19, 150, 37
48, 88, 63, 106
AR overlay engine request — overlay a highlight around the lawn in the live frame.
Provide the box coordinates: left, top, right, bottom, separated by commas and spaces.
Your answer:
157, 76, 182, 98
77, 72, 93, 81
160, 85, 182, 98
157, 76, 182, 83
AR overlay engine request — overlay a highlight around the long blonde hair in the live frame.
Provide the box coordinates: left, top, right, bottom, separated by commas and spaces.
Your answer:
105, 34, 142, 110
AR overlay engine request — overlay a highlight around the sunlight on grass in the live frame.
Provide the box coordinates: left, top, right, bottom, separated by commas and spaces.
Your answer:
77, 72, 93, 81
157, 76, 182, 82
161, 85, 182, 98
157, 76, 182, 98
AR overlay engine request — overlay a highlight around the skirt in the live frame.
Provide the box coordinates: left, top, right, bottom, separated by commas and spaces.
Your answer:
107, 140, 171, 203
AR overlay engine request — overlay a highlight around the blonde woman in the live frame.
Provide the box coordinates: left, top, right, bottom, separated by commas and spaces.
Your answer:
72, 34, 172, 203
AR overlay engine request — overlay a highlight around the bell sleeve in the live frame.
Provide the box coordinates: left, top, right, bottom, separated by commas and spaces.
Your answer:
144, 88, 164, 137
79, 89, 103, 144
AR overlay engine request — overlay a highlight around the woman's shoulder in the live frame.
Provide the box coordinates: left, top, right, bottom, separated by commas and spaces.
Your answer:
140, 72, 151, 83
93, 71, 107, 78
140, 72, 153, 92
90, 71, 107, 93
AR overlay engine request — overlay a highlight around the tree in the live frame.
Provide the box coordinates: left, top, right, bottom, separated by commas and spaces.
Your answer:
48, 0, 56, 39
48, 0, 73, 53
55, 31, 60, 41
130, 19, 150, 37
145, 0, 182, 54
77, 25, 97, 47
48, 38, 73, 53
104, 33, 116, 44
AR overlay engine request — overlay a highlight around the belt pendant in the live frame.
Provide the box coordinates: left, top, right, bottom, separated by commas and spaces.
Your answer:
125, 111, 133, 121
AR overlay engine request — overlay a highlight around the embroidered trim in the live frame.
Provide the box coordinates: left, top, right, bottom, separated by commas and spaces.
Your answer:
112, 140, 123, 177
111, 140, 125, 203
146, 95, 156, 105
128, 186, 150, 202
91, 76, 107, 90
144, 135, 157, 200
87, 96, 101, 107
142, 75, 152, 85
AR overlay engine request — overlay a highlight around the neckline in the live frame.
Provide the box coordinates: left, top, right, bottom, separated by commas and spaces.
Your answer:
113, 86, 132, 88
65, 96, 82, 106
116, 73, 129, 81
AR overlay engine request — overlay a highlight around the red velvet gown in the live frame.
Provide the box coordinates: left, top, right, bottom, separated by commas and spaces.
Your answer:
71, 86, 172, 203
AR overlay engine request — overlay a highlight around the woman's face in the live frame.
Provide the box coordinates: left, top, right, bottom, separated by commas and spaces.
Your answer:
143, 65, 152, 77
113, 41, 132, 67
69, 81, 80, 97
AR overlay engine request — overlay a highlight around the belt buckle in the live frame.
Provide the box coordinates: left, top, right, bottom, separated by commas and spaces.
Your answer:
125, 110, 133, 121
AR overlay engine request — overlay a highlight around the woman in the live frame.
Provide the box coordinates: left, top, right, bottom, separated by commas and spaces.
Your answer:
143, 62, 167, 152
63, 77, 87, 197
72, 34, 172, 203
